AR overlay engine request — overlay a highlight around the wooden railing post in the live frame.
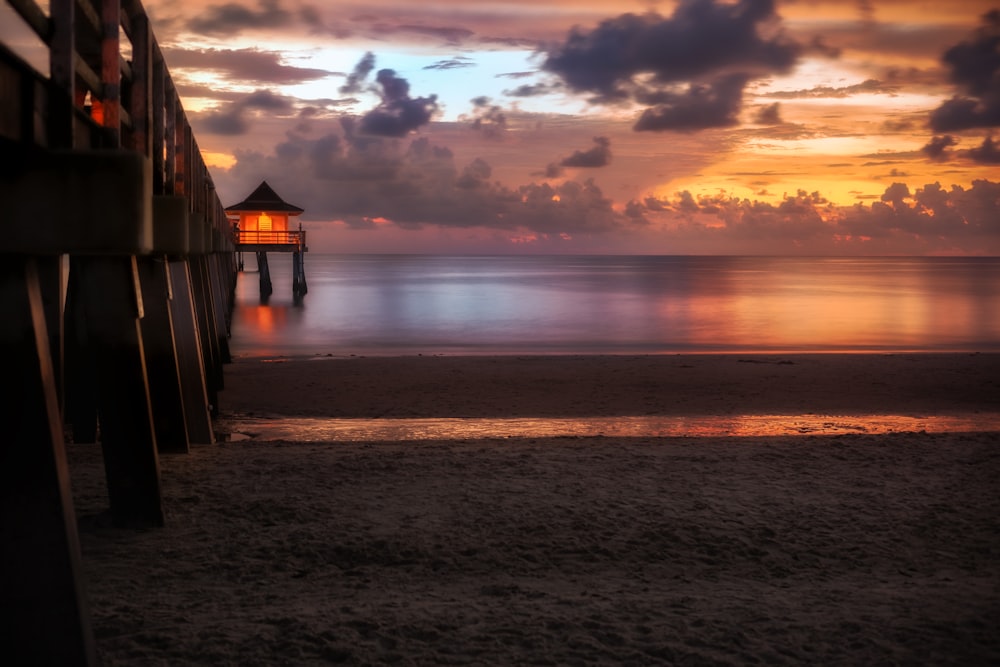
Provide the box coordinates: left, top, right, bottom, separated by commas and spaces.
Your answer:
100, 0, 121, 143
49, 0, 75, 148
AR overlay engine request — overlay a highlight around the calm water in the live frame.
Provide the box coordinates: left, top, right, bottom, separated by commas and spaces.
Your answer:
228, 255, 1000, 357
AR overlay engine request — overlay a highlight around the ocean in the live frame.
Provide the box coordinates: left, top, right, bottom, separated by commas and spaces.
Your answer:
227, 254, 1000, 357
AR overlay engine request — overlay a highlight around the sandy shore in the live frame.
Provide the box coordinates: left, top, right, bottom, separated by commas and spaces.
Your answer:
68, 354, 1000, 665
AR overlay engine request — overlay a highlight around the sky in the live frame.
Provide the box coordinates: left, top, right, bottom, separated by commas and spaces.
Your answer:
4, 0, 1000, 254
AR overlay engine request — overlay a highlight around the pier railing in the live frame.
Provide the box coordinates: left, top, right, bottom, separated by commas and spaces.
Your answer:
235, 229, 308, 249
1, 1, 237, 663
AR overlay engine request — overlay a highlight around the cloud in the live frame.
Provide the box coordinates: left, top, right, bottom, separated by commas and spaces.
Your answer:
633, 73, 749, 131
199, 89, 296, 135
187, 0, 294, 34
424, 57, 476, 71
162, 47, 333, 85
929, 10, 1000, 132
762, 79, 899, 99
560, 136, 612, 168
543, 136, 613, 177
632, 179, 1000, 253
541, 0, 801, 131
455, 157, 492, 189
218, 126, 628, 235
754, 102, 782, 125
339, 52, 376, 95
382, 25, 475, 45
358, 69, 440, 137
504, 82, 560, 98
466, 97, 508, 139
922, 134, 957, 161
967, 136, 1000, 164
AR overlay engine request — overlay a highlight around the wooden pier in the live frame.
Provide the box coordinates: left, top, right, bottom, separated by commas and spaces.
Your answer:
1, 1, 236, 663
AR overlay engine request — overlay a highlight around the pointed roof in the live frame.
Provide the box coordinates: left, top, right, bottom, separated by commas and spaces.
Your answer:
226, 181, 304, 214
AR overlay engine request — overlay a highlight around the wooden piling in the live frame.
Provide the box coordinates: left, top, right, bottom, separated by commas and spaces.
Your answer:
0, 258, 97, 666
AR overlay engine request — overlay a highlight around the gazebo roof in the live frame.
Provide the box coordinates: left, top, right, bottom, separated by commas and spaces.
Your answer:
225, 181, 304, 214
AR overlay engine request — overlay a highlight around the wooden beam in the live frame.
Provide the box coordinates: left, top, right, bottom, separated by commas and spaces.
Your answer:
6, 0, 52, 43
74, 0, 101, 36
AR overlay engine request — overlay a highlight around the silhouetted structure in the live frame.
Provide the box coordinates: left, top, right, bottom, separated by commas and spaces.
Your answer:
1, 1, 235, 663
227, 181, 308, 301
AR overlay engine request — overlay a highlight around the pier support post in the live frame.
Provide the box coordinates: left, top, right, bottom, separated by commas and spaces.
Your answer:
0, 257, 97, 666
256, 251, 272, 301
208, 251, 233, 364
293, 249, 307, 301
169, 259, 215, 444
70, 256, 164, 527
189, 254, 223, 415
137, 255, 189, 453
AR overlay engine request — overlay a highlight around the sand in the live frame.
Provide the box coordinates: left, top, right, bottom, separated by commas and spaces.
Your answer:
67, 354, 1000, 665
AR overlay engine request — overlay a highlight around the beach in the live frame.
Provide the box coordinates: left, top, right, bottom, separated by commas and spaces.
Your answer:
68, 354, 1000, 665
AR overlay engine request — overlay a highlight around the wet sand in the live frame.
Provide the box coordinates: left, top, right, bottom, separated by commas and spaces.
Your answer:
217, 352, 1000, 418
69, 354, 1000, 665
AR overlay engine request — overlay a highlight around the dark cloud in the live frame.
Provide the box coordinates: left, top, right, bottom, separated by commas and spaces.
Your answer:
339, 52, 376, 95
163, 47, 333, 85
358, 69, 440, 137
542, 0, 801, 131
497, 71, 537, 80
754, 102, 782, 125
466, 97, 508, 139
922, 134, 957, 161
929, 11, 1000, 132
188, 0, 292, 34
456, 158, 492, 189
633, 73, 748, 132
967, 136, 1000, 164
504, 82, 560, 98
840, 179, 1000, 246
199, 89, 296, 135
424, 57, 475, 71
560, 136, 612, 168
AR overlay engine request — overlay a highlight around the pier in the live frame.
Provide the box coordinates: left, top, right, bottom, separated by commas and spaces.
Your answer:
1, 1, 236, 662
228, 180, 308, 302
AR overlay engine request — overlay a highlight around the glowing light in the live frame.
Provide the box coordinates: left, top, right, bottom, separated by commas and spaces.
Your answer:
218, 414, 1000, 442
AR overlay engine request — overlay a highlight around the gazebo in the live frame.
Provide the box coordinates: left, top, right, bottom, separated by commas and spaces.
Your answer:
227, 181, 307, 300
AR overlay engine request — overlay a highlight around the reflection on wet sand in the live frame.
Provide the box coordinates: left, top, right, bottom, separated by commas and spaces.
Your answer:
217, 414, 1000, 442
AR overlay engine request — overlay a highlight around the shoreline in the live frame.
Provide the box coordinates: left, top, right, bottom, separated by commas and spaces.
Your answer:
218, 351, 1000, 420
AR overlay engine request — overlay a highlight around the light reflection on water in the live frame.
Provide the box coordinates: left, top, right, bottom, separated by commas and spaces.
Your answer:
217, 414, 1000, 442
230, 255, 1000, 356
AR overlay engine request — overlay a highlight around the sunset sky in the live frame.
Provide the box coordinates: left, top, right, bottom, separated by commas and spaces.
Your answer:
6, 0, 1000, 254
